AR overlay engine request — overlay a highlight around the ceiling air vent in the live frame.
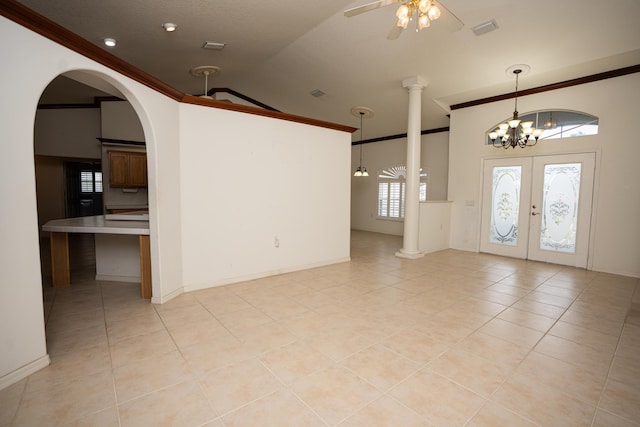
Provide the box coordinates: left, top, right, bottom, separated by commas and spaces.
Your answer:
202, 41, 226, 50
310, 89, 325, 98
472, 20, 498, 36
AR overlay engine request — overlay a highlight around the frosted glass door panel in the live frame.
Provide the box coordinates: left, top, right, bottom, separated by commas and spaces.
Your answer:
480, 157, 532, 259
540, 163, 581, 253
489, 166, 521, 246
528, 153, 595, 268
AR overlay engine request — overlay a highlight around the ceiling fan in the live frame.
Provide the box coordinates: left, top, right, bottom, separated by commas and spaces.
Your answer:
344, 0, 463, 40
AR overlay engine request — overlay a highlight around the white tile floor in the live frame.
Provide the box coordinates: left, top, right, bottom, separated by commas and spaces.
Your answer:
1, 230, 639, 426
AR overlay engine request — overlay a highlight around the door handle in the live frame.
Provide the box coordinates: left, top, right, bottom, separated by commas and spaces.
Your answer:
531, 212, 539, 216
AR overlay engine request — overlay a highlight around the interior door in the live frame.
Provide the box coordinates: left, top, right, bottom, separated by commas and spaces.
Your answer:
527, 153, 595, 268
480, 153, 595, 268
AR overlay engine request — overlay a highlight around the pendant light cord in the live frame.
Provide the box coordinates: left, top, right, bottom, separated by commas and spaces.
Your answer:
513, 69, 520, 114
359, 112, 364, 165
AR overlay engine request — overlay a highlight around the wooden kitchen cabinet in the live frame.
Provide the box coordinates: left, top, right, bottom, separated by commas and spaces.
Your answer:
109, 151, 147, 187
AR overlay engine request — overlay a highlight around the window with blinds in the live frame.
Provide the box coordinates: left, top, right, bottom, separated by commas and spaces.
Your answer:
81, 171, 103, 193
377, 166, 427, 219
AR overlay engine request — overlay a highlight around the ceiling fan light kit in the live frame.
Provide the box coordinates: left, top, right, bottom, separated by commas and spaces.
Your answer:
396, 0, 441, 30
344, 0, 462, 40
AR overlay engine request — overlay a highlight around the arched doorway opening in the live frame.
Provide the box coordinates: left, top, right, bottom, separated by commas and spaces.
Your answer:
34, 71, 153, 324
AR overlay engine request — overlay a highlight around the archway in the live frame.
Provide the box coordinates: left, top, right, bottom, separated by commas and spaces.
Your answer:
34, 70, 156, 311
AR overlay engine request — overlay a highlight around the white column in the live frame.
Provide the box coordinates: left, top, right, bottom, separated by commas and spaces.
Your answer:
396, 76, 427, 259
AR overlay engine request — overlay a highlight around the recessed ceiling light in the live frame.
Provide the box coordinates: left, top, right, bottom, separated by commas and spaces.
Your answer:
162, 23, 177, 32
103, 38, 116, 47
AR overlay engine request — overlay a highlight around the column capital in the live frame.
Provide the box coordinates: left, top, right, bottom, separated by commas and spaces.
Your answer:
402, 76, 428, 90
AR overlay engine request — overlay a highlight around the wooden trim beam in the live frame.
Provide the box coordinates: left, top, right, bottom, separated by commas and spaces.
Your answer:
352, 126, 450, 146
97, 137, 146, 146
182, 95, 357, 133
37, 96, 124, 110
451, 64, 640, 111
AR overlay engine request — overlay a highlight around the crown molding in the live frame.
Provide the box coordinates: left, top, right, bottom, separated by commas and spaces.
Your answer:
451, 64, 640, 111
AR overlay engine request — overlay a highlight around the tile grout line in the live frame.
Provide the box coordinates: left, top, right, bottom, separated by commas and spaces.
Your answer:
99, 281, 124, 427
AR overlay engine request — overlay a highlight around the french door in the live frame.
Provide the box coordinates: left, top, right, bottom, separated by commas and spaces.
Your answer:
480, 153, 595, 268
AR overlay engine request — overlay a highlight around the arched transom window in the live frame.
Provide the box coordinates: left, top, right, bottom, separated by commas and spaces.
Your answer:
486, 109, 598, 145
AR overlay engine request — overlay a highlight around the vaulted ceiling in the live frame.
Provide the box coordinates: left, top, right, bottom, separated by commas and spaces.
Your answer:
16, 0, 640, 140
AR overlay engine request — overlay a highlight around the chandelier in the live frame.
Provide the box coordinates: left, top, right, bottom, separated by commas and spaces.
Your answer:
396, 0, 441, 31
489, 67, 543, 149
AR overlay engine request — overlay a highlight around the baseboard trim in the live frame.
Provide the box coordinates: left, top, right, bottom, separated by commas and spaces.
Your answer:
182, 256, 352, 294
151, 286, 183, 305
0, 354, 50, 391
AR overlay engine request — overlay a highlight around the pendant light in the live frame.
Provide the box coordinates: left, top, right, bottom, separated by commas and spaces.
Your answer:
351, 107, 374, 177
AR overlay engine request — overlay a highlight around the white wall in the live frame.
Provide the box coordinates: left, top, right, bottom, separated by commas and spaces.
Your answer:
350, 131, 449, 235
419, 201, 452, 254
449, 73, 640, 278
179, 103, 351, 290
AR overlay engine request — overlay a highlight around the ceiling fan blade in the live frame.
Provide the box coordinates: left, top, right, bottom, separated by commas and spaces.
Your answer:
437, 0, 464, 32
387, 23, 404, 40
344, 0, 403, 18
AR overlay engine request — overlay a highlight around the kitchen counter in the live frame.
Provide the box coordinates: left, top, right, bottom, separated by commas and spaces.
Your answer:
43, 215, 151, 299
43, 215, 149, 235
